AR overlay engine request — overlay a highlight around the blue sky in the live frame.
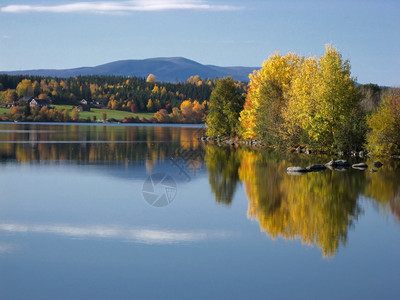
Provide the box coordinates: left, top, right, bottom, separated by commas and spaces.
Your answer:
0, 0, 399, 86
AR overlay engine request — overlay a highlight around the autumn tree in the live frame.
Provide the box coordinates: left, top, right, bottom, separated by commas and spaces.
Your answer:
239, 53, 300, 143
16, 79, 34, 98
206, 77, 244, 136
146, 99, 154, 112
304, 45, 363, 152
71, 108, 79, 121
366, 89, 400, 155
240, 46, 365, 152
0, 89, 17, 104
146, 74, 156, 83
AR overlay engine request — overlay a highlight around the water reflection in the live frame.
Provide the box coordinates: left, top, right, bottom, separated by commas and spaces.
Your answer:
0, 124, 205, 170
205, 146, 241, 205
2, 124, 400, 257
364, 160, 400, 222
205, 147, 400, 257
0, 222, 230, 245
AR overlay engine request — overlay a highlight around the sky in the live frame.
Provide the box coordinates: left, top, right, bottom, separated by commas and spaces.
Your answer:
0, 0, 399, 86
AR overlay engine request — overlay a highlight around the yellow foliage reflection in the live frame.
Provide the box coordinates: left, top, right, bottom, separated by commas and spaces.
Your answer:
364, 159, 400, 223
238, 150, 363, 257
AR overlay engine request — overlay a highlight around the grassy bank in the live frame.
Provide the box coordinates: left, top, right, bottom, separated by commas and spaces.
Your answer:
54, 105, 154, 121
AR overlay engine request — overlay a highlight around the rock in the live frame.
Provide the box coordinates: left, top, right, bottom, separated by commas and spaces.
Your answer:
370, 169, 377, 173
325, 160, 350, 167
352, 163, 368, 169
336, 160, 350, 166
287, 166, 309, 175
295, 146, 301, 153
373, 161, 383, 168
306, 164, 327, 172
359, 151, 365, 158
325, 160, 335, 167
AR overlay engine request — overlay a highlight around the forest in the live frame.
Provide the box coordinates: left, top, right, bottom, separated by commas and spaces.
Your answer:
0, 74, 215, 110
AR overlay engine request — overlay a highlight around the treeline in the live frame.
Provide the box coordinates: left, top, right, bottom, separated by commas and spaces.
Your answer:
206, 45, 398, 156
0, 74, 229, 112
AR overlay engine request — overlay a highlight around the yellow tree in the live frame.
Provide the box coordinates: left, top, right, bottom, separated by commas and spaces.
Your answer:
146, 74, 156, 83
239, 53, 300, 143
366, 90, 400, 155
307, 45, 362, 151
71, 108, 79, 121
16, 79, 34, 98
146, 99, 154, 112
282, 56, 318, 145
180, 100, 193, 121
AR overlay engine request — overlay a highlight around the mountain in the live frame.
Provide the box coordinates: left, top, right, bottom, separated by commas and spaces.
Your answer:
0, 57, 258, 82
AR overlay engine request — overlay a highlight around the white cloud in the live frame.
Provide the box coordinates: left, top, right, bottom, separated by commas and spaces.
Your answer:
1, 0, 242, 14
2, 35, 11, 39
0, 222, 231, 244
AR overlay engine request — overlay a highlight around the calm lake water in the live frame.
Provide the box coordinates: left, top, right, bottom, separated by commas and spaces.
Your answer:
0, 123, 399, 299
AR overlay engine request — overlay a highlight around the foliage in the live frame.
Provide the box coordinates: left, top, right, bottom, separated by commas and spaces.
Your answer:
206, 77, 244, 136
0, 74, 214, 114
366, 90, 400, 155
239, 45, 365, 153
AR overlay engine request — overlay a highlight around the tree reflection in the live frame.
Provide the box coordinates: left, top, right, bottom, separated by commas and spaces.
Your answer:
364, 159, 400, 223
0, 125, 206, 172
237, 149, 365, 257
205, 146, 241, 205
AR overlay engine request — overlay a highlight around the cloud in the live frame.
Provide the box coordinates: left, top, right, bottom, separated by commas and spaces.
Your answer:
2, 35, 11, 39
1, 0, 242, 14
0, 222, 232, 244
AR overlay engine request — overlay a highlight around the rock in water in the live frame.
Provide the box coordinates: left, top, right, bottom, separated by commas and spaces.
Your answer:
325, 160, 350, 167
306, 164, 327, 171
287, 166, 309, 175
352, 163, 368, 170
373, 161, 383, 168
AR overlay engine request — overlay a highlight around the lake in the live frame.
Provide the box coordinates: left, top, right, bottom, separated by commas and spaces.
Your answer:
0, 123, 399, 299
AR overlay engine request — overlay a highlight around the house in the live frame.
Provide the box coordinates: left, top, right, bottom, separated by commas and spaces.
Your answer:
29, 98, 51, 108
78, 99, 91, 111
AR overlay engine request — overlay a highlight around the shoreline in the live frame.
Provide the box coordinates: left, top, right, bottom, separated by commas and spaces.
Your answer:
0, 121, 206, 128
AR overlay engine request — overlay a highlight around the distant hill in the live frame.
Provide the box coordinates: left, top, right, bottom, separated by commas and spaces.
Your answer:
0, 57, 258, 82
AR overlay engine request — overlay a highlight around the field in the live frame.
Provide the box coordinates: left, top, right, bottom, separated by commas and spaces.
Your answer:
0, 107, 10, 115
53, 105, 154, 121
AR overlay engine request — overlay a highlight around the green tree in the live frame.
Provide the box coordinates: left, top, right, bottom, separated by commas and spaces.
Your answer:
206, 77, 244, 136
